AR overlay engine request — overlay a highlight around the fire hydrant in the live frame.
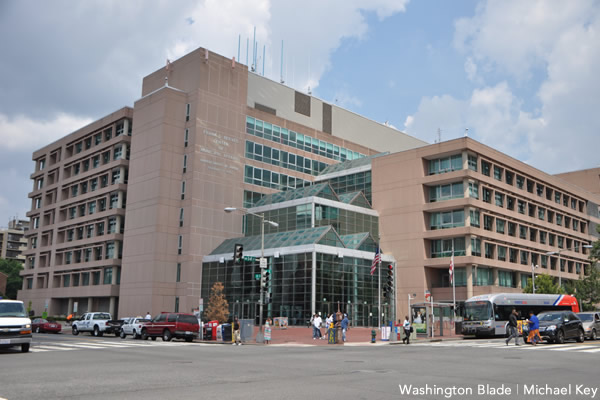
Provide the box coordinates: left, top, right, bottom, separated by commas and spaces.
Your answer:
371, 329, 377, 343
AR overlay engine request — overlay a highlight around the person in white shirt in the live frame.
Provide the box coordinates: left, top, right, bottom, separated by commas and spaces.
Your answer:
402, 316, 412, 345
312, 314, 322, 340
145, 312, 152, 320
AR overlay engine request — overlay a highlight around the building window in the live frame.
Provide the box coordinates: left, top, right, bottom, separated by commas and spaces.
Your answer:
474, 267, 493, 286
470, 209, 480, 228
431, 237, 466, 258
529, 228, 537, 242
505, 170, 514, 185
183, 155, 187, 173
494, 193, 504, 207
573, 219, 579, 231
82, 272, 90, 286
468, 182, 479, 199
482, 187, 492, 203
549, 233, 555, 246
517, 200, 526, 214
485, 243, 495, 259
508, 222, 516, 237
105, 242, 116, 260
493, 166, 503, 181
430, 210, 465, 230
519, 225, 527, 240
497, 246, 507, 261
178, 235, 183, 255
185, 104, 190, 121
526, 179, 534, 193
536, 184, 544, 197
520, 250, 529, 265
88, 202, 96, 215
483, 215, 493, 231
184, 129, 189, 147
496, 219, 505, 234
178, 208, 184, 227
558, 236, 564, 249
92, 271, 101, 285
181, 181, 186, 200
507, 196, 515, 211
64, 275, 70, 287
176, 263, 181, 282
555, 191, 561, 204
99, 198, 106, 211
468, 155, 477, 171
556, 213, 563, 226
538, 207, 545, 220
509, 248, 518, 263
34, 197, 42, 209
481, 160, 491, 177
104, 267, 113, 285
428, 154, 462, 175
499, 270, 515, 287
108, 217, 117, 233
471, 237, 481, 256
516, 175, 524, 189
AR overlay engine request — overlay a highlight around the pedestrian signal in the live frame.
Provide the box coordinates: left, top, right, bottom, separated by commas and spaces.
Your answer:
234, 244, 243, 264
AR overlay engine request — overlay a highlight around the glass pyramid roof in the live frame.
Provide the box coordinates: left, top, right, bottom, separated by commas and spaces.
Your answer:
318, 152, 389, 176
337, 191, 372, 209
339, 232, 378, 252
209, 226, 345, 255
252, 182, 338, 207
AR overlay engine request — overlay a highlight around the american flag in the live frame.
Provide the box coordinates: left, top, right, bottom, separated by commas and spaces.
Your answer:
449, 254, 454, 284
371, 247, 381, 275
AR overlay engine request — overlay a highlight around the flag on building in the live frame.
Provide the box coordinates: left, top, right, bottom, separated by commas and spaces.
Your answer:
449, 254, 454, 284
371, 247, 381, 275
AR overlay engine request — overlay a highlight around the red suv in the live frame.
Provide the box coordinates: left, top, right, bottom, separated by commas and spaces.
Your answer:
141, 313, 199, 342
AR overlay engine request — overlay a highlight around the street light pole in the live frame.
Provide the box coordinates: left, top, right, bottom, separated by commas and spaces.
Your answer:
545, 244, 593, 289
225, 207, 278, 344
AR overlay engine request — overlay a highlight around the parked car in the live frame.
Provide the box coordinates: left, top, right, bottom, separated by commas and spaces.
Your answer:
537, 311, 584, 344
105, 317, 132, 337
32, 318, 62, 334
140, 312, 199, 342
120, 317, 150, 339
72, 312, 112, 337
0, 300, 32, 353
576, 312, 600, 340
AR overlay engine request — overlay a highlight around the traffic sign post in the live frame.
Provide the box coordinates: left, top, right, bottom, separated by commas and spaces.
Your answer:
259, 257, 267, 269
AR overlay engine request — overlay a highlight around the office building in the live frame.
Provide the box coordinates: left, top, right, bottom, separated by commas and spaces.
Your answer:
0, 219, 29, 264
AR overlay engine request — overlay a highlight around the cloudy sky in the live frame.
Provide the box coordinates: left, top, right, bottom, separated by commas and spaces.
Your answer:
1, 0, 599, 227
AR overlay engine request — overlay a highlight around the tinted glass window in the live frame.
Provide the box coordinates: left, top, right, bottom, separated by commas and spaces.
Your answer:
167, 314, 177, 322
179, 315, 199, 324
156, 314, 167, 322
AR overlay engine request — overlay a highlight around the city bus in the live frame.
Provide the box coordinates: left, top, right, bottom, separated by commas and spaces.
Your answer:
462, 293, 580, 337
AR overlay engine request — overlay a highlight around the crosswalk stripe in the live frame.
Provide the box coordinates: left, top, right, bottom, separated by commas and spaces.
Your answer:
580, 348, 600, 353
549, 345, 596, 351
35, 345, 76, 351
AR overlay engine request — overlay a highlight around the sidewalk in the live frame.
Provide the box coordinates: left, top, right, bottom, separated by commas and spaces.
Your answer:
204, 326, 465, 346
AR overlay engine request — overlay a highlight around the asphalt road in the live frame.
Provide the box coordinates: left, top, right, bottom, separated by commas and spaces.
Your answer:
1, 333, 599, 400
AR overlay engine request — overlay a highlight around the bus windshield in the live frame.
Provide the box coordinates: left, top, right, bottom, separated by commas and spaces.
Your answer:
465, 301, 492, 321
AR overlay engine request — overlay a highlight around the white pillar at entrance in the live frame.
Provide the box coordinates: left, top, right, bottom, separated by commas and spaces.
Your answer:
109, 297, 116, 317
493, 268, 499, 287
87, 297, 93, 313
68, 298, 73, 315
516, 272, 522, 289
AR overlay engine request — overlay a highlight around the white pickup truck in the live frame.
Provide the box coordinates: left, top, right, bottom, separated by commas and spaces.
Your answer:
72, 312, 112, 337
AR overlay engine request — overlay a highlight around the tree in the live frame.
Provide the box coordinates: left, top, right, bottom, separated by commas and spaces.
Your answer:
204, 282, 230, 323
574, 225, 600, 311
522, 273, 562, 294
0, 258, 24, 299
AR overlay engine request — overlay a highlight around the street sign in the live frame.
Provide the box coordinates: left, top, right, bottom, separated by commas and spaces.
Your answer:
424, 290, 431, 301
255, 273, 261, 280
243, 256, 256, 262
260, 257, 267, 269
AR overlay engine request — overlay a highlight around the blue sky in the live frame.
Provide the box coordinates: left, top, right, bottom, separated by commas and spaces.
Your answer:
0, 0, 599, 226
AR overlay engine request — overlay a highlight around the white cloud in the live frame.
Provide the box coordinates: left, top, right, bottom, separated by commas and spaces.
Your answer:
0, 113, 93, 151
406, 0, 600, 174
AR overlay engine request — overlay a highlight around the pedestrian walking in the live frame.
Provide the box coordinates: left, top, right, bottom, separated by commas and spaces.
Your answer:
341, 314, 349, 342
66, 313, 74, 326
505, 308, 520, 346
312, 314, 322, 340
264, 318, 272, 344
526, 311, 540, 346
402, 316, 412, 344
233, 317, 242, 345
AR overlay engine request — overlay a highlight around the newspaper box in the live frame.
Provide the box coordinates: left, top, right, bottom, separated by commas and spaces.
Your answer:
203, 320, 219, 340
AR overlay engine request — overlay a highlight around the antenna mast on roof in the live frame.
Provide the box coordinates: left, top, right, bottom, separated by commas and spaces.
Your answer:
280, 40, 285, 84
436, 128, 441, 143
464, 128, 469, 137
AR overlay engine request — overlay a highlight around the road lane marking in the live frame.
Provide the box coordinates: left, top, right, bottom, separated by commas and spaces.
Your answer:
549, 345, 596, 351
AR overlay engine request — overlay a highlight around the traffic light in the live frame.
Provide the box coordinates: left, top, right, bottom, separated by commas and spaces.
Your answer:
233, 243, 243, 264
383, 264, 394, 299
260, 269, 270, 289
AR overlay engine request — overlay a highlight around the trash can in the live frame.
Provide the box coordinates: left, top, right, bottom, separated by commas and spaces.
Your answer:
455, 321, 462, 335
221, 323, 232, 342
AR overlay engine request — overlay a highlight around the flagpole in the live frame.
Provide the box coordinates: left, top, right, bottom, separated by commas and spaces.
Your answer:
378, 254, 381, 329
451, 243, 456, 328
